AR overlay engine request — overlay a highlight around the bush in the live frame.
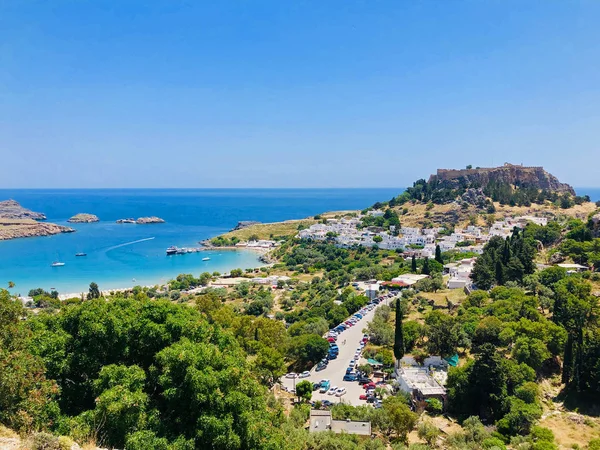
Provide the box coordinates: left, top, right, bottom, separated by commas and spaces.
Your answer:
29, 432, 61, 450
515, 382, 539, 404
425, 398, 443, 415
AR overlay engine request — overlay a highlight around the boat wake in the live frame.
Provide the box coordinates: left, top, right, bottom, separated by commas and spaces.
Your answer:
105, 237, 155, 252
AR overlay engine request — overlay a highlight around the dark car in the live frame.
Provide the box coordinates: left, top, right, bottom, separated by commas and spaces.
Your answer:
343, 373, 358, 381
322, 400, 333, 407
327, 353, 338, 360
366, 396, 376, 403
313, 382, 321, 391
316, 363, 327, 372
358, 377, 371, 385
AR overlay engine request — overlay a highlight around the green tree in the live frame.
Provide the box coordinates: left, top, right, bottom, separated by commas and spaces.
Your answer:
422, 257, 431, 275
0, 289, 58, 433
383, 396, 417, 444
253, 346, 286, 387
8, 281, 15, 289
295, 380, 313, 402
87, 282, 100, 300
418, 420, 441, 447
435, 245, 443, 264
230, 268, 243, 277
288, 334, 329, 367
394, 299, 405, 362
411, 255, 417, 273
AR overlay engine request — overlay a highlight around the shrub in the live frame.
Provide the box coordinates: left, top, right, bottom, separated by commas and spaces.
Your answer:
29, 432, 61, 450
425, 398, 443, 415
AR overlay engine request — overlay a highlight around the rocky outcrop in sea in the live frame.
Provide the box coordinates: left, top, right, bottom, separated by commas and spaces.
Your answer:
136, 216, 165, 224
68, 213, 100, 223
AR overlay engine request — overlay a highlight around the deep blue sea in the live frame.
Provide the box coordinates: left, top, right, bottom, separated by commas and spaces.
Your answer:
0, 188, 401, 295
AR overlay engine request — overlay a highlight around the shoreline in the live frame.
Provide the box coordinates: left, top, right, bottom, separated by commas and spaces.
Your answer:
42, 247, 273, 300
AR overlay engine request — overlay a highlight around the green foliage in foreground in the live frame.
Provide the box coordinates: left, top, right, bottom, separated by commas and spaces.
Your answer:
2, 292, 285, 449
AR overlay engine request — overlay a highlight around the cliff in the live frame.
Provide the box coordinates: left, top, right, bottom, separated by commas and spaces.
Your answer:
68, 213, 100, 223
429, 164, 575, 195
0, 218, 75, 240
0, 200, 46, 220
231, 220, 261, 231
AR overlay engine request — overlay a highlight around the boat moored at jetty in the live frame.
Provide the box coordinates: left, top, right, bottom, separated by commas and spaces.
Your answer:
166, 246, 204, 255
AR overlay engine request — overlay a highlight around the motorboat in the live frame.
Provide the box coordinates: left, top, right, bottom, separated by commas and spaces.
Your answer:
202, 257, 210, 261
75, 252, 87, 257
51, 262, 65, 267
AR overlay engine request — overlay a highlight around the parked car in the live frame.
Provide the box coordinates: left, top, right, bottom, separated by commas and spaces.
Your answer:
327, 337, 336, 343
327, 353, 338, 360
359, 394, 368, 400
322, 400, 333, 407
335, 387, 347, 397
327, 386, 338, 395
299, 371, 310, 378
363, 382, 376, 390
313, 382, 321, 391
316, 362, 327, 372
285, 372, 298, 379
319, 379, 331, 393
358, 377, 371, 385
343, 373, 357, 381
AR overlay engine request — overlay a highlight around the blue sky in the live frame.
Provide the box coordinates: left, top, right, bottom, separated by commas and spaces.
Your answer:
1, 1, 599, 188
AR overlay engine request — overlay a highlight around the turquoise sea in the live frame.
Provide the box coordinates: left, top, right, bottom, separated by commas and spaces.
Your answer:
1, 187, 598, 296
0, 189, 402, 295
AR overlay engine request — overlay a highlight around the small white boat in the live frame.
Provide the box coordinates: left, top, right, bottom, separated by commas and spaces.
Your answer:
202, 257, 210, 261
51, 261, 65, 267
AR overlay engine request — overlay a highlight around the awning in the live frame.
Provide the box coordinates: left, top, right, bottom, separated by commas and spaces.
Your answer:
366, 358, 382, 366
444, 354, 459, 367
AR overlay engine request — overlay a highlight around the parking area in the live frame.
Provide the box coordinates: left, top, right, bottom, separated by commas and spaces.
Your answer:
280, 292, 398, 406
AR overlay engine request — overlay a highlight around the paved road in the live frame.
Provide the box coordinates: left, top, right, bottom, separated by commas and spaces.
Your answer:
281, 294, 396, 406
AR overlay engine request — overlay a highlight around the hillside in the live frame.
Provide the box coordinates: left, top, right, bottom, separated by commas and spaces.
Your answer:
431, 164, 575, 195
210, 164, 597, 242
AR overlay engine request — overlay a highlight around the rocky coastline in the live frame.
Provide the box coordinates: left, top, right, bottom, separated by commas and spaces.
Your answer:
0, 199, 46, 220
231, 220, 261, 231
0, 219, 75, 240
67, 213, 100, 223
0, 200, 75, 240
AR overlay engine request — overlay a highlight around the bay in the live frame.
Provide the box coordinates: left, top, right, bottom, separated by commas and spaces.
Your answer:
0, 188, 401, 295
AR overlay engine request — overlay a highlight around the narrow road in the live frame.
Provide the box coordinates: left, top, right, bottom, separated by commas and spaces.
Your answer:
280, 293, 397, 406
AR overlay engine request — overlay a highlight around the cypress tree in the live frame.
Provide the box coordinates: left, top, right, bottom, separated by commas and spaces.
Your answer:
494, 259, 505, 285
394, 298, 405, 362
435, 245, 443, 264
411, 255, 417, 273
422, 257, 431, 275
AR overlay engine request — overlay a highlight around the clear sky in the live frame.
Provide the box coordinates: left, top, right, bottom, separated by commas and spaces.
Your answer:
1, 1, 599, 188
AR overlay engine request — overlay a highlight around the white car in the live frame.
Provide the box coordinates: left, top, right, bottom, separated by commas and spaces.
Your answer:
327, 386, 338, 395
299, 371, 310, 378
285, 372, 298, 379
335, 387, 347, 397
